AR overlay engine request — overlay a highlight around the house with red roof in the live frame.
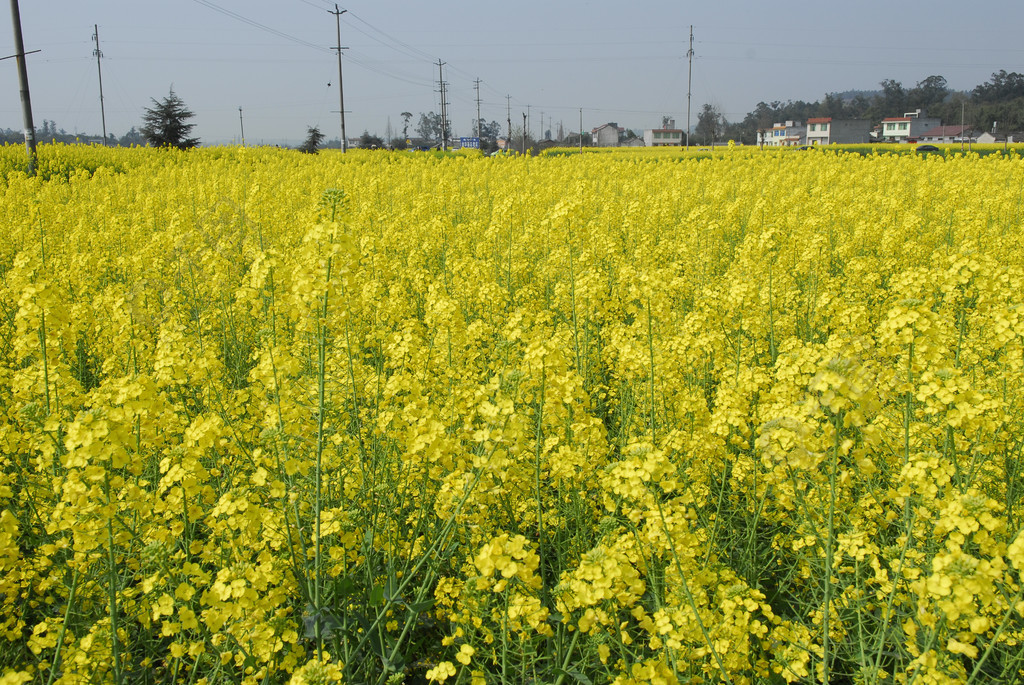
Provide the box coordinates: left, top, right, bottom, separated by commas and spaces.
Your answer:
917, 125, 977, 144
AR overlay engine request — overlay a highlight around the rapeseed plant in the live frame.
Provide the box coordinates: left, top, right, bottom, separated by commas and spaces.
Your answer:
1, 143, 1023, 683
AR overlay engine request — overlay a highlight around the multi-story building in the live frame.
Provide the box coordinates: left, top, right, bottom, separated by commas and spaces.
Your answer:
766, 120, 806, 147
880, 109, 940, 142
643, 119, 684, 147
805, 117, 871, 145
591, 123, 624, 147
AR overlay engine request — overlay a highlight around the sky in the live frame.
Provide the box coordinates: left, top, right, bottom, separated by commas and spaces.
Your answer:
2, 1, 1023, 146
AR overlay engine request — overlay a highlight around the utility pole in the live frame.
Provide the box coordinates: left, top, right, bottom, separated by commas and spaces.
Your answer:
526, 104, 531, 141
960, 101, 965, 153
522, 112, 527, 154
92, 24, 107, 145
437, 59, 448, 150
506, 95, 511, 150
474, 78, 481, 140
238, 107, 245, 146
579, 108, 583, 153
7, 0, 37, 173
686, 25, 693, 151
329, 5, 348, 152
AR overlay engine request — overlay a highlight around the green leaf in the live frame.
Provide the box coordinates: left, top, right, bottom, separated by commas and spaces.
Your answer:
554, 668, 593, 685
408, 599, 435, 614
302, 609, 341, 639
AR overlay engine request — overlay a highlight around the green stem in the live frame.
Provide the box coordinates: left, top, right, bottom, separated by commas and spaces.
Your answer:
653, 496, 733, 685
45, 569, 78, 685
39, 308, 51, 415
551, 629, 581, 685
105, 471, 122, 684
967, 552, 1024, 683
314, 256, 333, 660
822, 412, 842, 685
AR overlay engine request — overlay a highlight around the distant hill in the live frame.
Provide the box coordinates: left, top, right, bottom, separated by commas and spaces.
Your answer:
832, 89, 881, 102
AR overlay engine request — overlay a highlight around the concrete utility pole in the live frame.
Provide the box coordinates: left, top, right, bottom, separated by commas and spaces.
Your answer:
329, 5, 348, 152
579, 108, 583, 153
522, 112, 527, 154
92, 24, 107, 145
238, 107, 245, 146
437, 59, 448, 150
686, 25, 693, 151
7, 0, 37, 173
474, 78, 481, 140
506, 95, 511, 149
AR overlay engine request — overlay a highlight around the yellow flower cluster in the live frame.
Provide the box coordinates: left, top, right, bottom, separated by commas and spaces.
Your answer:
1, 143, 1023, 683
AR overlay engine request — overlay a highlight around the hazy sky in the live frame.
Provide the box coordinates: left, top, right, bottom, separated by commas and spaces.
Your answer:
2, 1, 1022, 145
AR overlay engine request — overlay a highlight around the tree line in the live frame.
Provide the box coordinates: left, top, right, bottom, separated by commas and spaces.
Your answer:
694, 71, 1024, 146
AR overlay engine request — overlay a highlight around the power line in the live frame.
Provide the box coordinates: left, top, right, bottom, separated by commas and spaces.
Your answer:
189, 0, 329, 53
345, 10, 435, 63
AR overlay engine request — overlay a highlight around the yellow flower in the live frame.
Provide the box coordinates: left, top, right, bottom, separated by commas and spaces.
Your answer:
425, 661, 456, 682
456, 643, 475, 665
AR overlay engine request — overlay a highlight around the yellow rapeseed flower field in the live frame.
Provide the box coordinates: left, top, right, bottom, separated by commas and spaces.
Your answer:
1, 143, 1023, 684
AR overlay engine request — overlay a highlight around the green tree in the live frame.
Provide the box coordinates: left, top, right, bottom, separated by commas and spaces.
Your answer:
876, 79, 907, 117
118, 126, 145, 147
141, 88, 199, 149
358, 130, 385, 148
299, 126, 325, 154
908, 75, 949, 112
400, 111, 413, 139
818, 92, 846, 118
973, 70, 1024, 102
694, 103, 725, 145
416, 112, 443, 142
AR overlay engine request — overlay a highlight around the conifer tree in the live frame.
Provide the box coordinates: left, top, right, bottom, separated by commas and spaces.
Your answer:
141, 88, 199, 149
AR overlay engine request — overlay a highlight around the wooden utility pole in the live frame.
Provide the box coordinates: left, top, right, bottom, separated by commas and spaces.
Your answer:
7, 0, 37, 173
329, 5, 348, 152
506, 95, 511, 149
238, 107, 245, 146
93, 24, 107, 145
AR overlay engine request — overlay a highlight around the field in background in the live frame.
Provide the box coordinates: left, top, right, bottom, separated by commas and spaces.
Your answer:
2, 144, 1024, 684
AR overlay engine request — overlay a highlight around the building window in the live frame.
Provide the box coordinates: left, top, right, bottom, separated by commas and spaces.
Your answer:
899, 123, 908, 131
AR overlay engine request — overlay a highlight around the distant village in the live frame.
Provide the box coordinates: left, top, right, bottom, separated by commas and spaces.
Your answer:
616, 111, 1018, 149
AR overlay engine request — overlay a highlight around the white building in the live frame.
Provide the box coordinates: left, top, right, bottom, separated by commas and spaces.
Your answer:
766, 120, 806, 147
591, 123, 624, 147
917, 125, 977, 144
644, 119, 684, 146
880, 110, 940, 143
